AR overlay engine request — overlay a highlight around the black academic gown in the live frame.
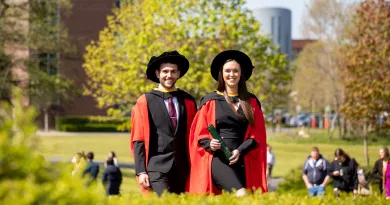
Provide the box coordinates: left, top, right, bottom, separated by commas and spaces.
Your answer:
198, 92, 258, 192
132, 89, 196, 195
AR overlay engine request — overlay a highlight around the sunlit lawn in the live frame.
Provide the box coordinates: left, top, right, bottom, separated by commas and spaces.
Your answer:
38, 129, 386, 194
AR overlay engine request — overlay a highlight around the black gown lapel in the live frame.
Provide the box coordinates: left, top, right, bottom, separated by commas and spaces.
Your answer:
176, 96, 186, 135
149, 90, 175, 133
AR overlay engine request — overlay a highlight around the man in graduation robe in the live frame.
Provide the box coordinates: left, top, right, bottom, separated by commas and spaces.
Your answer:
130, 51, 197, 196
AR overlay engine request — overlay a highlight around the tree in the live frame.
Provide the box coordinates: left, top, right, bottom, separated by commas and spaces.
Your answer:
341, 0, 390, 166
301, 0, 356, 41
293, 0, 356, 137
291, 41, 330, 113
29, 69, 76, 132
0, 0, 75, 131
84, 0, 290, 120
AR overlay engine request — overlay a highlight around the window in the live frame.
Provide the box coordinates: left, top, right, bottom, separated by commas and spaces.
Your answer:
115, 0, 120, 8
39, 53, 58, 76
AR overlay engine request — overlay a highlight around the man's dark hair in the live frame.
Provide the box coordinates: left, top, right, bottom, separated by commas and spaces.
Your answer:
87, 152, 94, 160
106, 157, 114, 166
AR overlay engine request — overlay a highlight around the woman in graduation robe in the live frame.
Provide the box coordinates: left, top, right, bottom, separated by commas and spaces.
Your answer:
187, 50, 268, 196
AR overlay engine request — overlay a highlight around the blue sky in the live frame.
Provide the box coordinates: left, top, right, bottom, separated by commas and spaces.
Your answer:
244, 0, 361, 39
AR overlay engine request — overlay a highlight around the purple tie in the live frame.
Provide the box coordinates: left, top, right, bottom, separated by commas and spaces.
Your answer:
168, 98, 177, 130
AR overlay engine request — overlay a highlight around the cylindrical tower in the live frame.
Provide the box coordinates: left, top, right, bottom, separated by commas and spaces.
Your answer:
252, 8, 292, 60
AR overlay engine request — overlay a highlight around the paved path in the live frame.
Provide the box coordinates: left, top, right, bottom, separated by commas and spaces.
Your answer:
268, 178, 283, 192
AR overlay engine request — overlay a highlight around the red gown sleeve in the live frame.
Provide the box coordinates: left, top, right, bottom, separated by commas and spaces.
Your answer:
187, 100, 220, 195
129, 94, 151, 195
243, 98, 268, 193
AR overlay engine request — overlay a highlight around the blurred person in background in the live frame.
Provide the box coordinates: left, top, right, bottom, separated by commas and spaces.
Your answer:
330, 148, 358, 198
302, 147, 331, 197
83, 152, 100, 186
71, 152, 85, 176
107, 151, 119, 167
102, 158, 123, 196
266, 144, 275, 181
372, 147, 390, 194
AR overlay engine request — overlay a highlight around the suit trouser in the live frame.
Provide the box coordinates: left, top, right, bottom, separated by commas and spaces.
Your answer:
148, 164, 188, 196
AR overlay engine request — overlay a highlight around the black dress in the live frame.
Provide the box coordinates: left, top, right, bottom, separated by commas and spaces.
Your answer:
198, 96, 257, 192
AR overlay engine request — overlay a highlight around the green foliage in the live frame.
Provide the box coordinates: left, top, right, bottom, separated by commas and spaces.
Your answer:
0, 50, 11, 100
277, 166, 307, 195
0, 89, 107, 205
55, 116, 130, 132
291, 41, 343, 113
29, 68, 77, 109
84, 0, 291, 119
106, 192, 386, 204
341, 0, 390, 132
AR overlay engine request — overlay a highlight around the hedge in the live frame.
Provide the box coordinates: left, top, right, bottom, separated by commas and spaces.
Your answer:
55, 116, 130, 132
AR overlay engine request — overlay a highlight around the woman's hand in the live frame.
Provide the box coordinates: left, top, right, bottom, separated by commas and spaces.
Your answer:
210, 139, 221, 151
229, 150, 240, 165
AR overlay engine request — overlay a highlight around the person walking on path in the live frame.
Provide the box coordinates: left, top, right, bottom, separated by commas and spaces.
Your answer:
102, 158, 123, 196
130, 50, 197, 196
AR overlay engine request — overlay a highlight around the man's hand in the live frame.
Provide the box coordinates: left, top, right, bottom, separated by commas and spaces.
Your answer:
306, 183, 313, 189
333, 171, 340, 176
229, 150, 241, 165
138, 173, 150, 189
210, 139, 221, 151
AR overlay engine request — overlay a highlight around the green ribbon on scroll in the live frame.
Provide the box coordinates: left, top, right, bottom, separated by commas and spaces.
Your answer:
207, 124, 233, 160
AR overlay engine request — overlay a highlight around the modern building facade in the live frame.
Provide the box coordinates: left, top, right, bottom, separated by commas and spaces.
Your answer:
252, 8, 292, 60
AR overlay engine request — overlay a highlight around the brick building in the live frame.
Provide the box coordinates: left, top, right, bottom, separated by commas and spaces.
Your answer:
36, 0, 118, 128
291, 39, 316, 60
59, 0, 116, 116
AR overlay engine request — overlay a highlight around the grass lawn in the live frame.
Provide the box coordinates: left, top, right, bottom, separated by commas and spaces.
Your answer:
38, 130, 387, 193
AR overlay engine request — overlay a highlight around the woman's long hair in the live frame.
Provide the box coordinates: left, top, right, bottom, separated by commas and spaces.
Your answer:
334, 148, 350, 160
381, 147, 390, 162
217, 59, 254, 126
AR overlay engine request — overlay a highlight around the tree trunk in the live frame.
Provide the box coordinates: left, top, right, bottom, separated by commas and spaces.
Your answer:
340, 117, 345, 140
363, 119, 369, 166
329, 112, 338, 138
44, 108, 49, 132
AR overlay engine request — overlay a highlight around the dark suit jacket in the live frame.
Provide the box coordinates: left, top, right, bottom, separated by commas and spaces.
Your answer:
133, 90, 193, 175
372, 158, 384, 193
102, 165, 122, 195
83, 161, 100, 185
